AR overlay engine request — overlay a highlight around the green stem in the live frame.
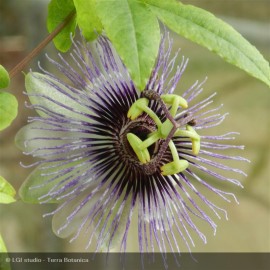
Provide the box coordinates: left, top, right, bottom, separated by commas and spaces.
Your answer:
9, 10, 76, 79
168, 140, 179, 161
141, 105, 162, 127
139, 131, 160, 149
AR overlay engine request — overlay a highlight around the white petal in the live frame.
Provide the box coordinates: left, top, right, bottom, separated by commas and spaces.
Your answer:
25, 72, 91, 121
16, 122, 64, 153
15, 121, 93, 159
51, 181, 101, 239
19, 161, 92, 203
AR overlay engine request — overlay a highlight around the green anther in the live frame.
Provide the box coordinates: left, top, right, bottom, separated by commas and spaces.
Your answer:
127, 133, 150, 164
161, 141, 189, 175
127, 98, 162, 127
161, 94, 188, 114
174, 125, 200, 155
127, 98, 149, 120
187, 125, 200, 155
161, 160, 189, 176
160, 94, 188, 138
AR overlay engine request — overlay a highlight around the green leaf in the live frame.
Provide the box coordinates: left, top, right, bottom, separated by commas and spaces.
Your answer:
47, 0, 77, 52
144, 0, 270, 87
0, 193, 16, 204
96, 0, 160, 90
0, 176, 16, 204
0, 237, 11, 270
0, 234, 8, 252
0, 65, 10, 89
73, 0, 103, 41
0, 91, 18, 131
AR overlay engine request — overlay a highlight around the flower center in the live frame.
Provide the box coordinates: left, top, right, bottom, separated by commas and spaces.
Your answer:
116, 90, 201, 176
128, 121, 159, 157
117, 116, 159, 174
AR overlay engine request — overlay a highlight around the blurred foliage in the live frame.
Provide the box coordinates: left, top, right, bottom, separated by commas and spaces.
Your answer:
182, 0, 270, 22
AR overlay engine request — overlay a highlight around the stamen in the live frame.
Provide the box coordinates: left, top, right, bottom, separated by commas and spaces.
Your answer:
161, 141, 189, 176
126, 91, 201, 175
126, 133, 150, 164
139, 131, 160, 150
160, 94, 187, 138
127, 98, 162, 127
174, 125, 200, 155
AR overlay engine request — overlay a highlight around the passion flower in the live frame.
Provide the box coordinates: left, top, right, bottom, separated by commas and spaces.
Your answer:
16, 33, 248, 253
